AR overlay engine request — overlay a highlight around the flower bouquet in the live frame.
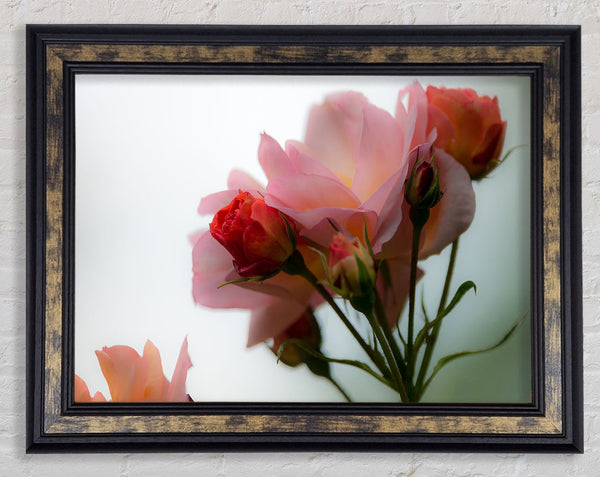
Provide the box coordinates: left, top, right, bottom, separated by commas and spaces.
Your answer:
191, 81, 524, 403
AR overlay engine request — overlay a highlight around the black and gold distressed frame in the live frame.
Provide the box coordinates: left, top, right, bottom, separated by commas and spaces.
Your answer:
26, 25, 582, 452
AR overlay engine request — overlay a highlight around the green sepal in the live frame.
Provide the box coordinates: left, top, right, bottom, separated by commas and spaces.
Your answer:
308, 246, 331, 281
473, 144, 527, 181
362, 215, 375, 258
217, 271, 280, 288
280, 249, 310, 277
279, 212, 298, 250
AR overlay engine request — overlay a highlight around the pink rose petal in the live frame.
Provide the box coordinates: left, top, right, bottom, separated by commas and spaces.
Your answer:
166, 337, 193, 402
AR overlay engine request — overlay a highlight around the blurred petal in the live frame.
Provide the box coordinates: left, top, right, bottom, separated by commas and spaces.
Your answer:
227, 169, 265, 192
198, 190, 239, 215
304, 92, 367, 185
377, 260, 424, 327
420, 149, 475, 257
192, 231, 274, 309
74, 374, 107, 402
247, 295, 309, 346
266, 173, 360, 212
95, 345, 147, 402
352, 102, 405, 201
402, 81, 429, 151
258, 133, 296, 180
360, 166, 407, 252
426, 104, 455, 152
285, 140, 339, 181
142, 340, 170, 401
166, 337, 193, 402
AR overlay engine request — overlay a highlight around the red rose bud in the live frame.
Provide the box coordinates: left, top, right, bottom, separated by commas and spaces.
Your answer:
426, 86, 507, 179
272, 311, 321, 367
404, 146, 443, 210
210, 191, 296, 278
329, 232, 376, 299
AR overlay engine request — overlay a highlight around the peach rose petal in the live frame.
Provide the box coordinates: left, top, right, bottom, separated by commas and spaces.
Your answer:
352, 101, 405, 201
74, 374, 107, 402
285, 140, 340, 181
142, 340, 170, 401
258, 132, 297, 180
95, 345, 147, 402
304, 92, 367, 183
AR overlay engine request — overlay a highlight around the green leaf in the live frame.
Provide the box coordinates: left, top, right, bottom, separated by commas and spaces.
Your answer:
441, 280, 476, 318
422, 314, 527, 392
413, 280, 476, 352
277, 338, 395, 390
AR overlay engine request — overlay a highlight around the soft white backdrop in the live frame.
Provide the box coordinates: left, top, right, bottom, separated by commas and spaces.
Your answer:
74, 75, 530, 403
1, 0, 598, 475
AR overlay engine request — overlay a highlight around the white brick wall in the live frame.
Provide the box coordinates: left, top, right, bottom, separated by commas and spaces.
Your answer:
1, 0, 596, 475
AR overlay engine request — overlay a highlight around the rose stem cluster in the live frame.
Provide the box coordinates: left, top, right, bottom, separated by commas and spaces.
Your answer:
207, 84, 510, 402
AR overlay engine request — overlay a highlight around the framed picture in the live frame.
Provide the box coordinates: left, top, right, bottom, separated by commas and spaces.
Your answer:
26, 25, 582, 452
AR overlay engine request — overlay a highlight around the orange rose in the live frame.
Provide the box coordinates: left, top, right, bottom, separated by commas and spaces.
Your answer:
426, 86, 507, 179
210, 191, 296, 278
75, 338, 192, 402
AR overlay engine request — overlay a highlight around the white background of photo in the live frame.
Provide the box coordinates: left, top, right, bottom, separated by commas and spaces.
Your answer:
74, 74, 531, 403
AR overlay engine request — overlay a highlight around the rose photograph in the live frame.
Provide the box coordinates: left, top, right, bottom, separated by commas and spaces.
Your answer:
73, 75, 531, 404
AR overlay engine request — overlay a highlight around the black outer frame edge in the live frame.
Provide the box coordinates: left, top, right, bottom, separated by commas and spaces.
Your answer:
25, 25, 47, 453
25, 433, 582, 454
559, 26, 583, 453
26, 24, 580, 46
25, 24, 583, 453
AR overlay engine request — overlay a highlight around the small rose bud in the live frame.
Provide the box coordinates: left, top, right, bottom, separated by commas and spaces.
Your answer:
404, 145, 443, 210
210, 191, 296, 278
328, 232, 376, 300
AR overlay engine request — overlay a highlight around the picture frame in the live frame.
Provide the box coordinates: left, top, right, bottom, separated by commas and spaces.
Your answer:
26, 24, 582, 452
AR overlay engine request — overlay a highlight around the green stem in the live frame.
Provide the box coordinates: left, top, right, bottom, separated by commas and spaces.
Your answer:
312, 281, 389, 378
326, 376, 352, 402
374, 291, 406, 378
282, 251, 388, 375
364, 310, 409, 402
406, 222, 423, 392
415, 237, 460, 398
